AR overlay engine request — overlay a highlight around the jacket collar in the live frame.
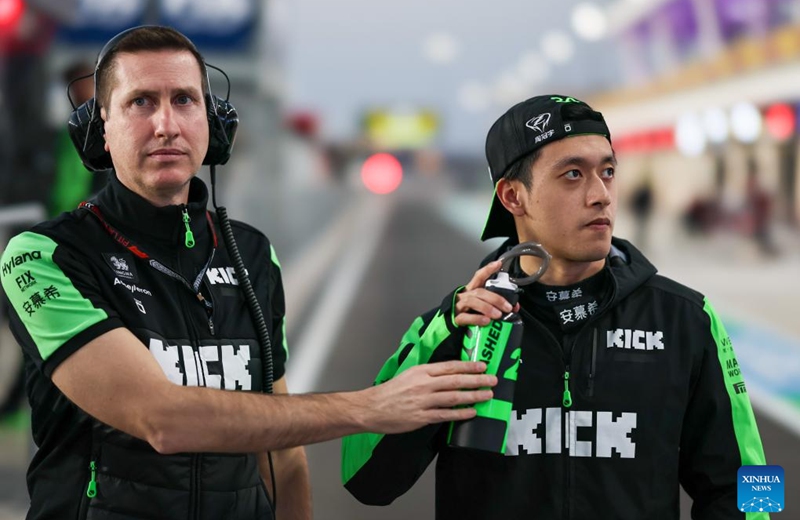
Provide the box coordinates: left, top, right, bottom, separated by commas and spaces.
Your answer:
93, 172, 211, 247
483, 236, 657, 305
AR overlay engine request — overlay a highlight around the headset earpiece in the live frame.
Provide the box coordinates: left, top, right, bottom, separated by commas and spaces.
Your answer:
67, 25, 239, 172
68, 98, 113, 172
203, 94, 238, 166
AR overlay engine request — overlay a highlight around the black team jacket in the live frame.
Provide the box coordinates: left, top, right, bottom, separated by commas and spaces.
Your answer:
1, 173, 287, 520
342, 238, 768, 520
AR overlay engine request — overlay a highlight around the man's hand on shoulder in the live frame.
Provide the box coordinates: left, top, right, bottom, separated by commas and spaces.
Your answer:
357, 360, 496, 434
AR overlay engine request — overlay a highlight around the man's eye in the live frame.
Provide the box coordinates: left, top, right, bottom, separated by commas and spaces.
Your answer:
603, 167, 615, 178
132, 98, 148, 107
176, 95, 192, 105
564, 170, 581, 179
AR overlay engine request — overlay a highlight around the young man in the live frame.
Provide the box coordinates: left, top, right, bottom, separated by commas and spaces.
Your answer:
342, 95, 768, 519
0, 26, 496, 520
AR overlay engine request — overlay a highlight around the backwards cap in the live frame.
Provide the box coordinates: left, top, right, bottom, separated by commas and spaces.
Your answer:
481, 94, 611, 241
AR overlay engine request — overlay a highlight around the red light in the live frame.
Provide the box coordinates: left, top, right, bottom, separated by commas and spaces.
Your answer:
0, 0, 24, 28
765, 104, 796, 141
361, 153, 403, 194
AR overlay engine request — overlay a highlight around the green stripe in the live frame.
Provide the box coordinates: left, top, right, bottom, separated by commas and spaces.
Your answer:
280, 316, 289, 362
704, 299, 770, 520
342, 311, 452, 484
1, 232, 108, 361
270, 244, 281, 268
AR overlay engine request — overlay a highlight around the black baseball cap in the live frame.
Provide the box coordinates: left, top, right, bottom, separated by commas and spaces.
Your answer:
481, 94, 611, 241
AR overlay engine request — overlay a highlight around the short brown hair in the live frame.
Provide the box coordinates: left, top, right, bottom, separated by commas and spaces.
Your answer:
95, 26, 208, 109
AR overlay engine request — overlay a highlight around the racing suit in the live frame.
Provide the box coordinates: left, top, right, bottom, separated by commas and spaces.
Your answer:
342, 238, 768, 519
0, 173, 287, 519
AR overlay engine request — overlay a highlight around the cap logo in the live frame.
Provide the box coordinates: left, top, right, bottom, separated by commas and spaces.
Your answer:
525, 112, 551, 133
551, 96, 581, 104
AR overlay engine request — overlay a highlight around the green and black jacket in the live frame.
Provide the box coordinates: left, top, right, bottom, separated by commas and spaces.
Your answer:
342, 238, 768, 520
1, 174, 287, 520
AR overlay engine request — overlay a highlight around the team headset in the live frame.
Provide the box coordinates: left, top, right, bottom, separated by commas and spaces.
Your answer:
66, 25, 279, 515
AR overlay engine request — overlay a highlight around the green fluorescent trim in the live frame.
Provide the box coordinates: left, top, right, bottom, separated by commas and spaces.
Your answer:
705, 299, 770, 520
280, 316, 289, 362
705, 299, 767, 445
270, 244, 281, 268
342, 311, 453, 484
450, 286, 466, 325
1, 232, 108, 361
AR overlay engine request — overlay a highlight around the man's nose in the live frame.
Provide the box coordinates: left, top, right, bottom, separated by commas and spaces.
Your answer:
587, 173, 612, 206
154, 104, 180, 139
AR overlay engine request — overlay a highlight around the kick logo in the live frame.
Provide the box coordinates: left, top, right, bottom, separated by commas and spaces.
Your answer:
506, 407, 637, 458
607, 329, 664, 350
206, 266, 248, 286
738, 465, 784, 513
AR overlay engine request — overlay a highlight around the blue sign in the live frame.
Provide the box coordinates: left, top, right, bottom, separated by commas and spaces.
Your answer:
738, 465, 785, 514
158, 0, 256, 51
58, 0, 147, 43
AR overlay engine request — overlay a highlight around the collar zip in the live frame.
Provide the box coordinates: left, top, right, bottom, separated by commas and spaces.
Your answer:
181, 207, 196, 249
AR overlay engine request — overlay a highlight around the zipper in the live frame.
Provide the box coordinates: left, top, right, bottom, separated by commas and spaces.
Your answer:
562, 368, 573, 407
182, 208, 196, 249
79, 435, 101, 520
588, 328, 597, 397
86, 461, 97, 498
197, 291, 215, 335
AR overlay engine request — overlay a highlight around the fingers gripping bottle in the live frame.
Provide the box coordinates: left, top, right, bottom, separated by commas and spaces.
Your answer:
448, 242, 550, 453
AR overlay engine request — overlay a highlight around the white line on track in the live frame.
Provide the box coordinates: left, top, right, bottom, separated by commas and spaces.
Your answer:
285, 195, 392, 393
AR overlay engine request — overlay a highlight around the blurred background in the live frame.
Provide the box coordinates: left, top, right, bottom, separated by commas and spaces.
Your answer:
1, 0, 799, 518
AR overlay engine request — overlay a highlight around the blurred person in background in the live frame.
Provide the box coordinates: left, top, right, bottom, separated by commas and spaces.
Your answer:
744, 159, 778, 257
343, 95, 768, 519
49, 59, 107, 217
629, 171, 654, 251
0, 25, 496, 520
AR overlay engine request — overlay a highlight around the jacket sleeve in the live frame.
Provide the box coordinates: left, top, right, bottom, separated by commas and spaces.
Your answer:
341, 286, 466, 505
1, 231, 123, 378
267, 243, 288, 381
679, 298, 769, 520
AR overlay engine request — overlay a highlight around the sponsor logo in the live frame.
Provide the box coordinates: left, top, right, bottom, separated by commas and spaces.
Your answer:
2, 250, 41, 277
506, 407, 637, 458
111, 256, 128, 271
738, 465, 784, 513
525, 112, 551, 133
606, 329, 664, 350
148, 338, 255, 391
480, 320, 504, 361
103, 253, 137, 282
20, 285, 61, 316
550, 96, 581, 104
558, 300, 598, 326
113, 277, 152, 296
134, 298, 146, 314
15, 270, 36, 292
734, 381, 747, 394
726, 357, 741, 377
546, 288, 583, 302
206, 266, 246, 286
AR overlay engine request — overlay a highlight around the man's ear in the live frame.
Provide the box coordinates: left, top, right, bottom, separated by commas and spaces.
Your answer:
100, 106, 110, 152
496, 178, 526, 216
